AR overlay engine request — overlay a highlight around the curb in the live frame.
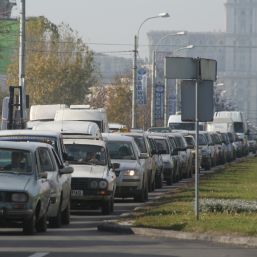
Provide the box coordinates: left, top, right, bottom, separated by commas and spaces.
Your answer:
97, 222, 134, 234
97, 222, 257, 247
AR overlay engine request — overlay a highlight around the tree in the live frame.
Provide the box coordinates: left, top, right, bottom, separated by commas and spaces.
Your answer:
7, 16, 98, 105
90, 76, 132, 128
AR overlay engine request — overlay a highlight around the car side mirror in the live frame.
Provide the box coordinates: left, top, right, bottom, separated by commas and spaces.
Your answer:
151, 150, 157, 155
59, 166, 73, 175
40, 172, 48, 179
112, 163, 120, 170
139, 153, 149, 159
172, 149, 179, 155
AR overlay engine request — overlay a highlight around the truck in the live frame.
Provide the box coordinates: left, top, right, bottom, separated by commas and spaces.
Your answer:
27, 104, 68, 129
54, 107, 109, 133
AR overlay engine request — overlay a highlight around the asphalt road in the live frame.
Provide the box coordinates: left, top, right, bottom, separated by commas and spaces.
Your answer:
0, 172, 257, 257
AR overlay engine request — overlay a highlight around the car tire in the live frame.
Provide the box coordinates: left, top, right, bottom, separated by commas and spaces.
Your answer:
23, 213, 36, 235
61, 201, 70, 225
36, 212, 47, 233
101, 200, 112, 215
49, 200, 62, 228
155, 173, 163, 189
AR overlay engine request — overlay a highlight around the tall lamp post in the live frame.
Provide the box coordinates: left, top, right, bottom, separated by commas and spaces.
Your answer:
132, 12, 170, 129
151, 31, 186, 127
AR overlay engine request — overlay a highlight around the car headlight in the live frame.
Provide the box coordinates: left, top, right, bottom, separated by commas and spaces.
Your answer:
11, 193, 28, 203
90, 180, 98, 189
123, 170, 138, 176
99, 180, 108, 189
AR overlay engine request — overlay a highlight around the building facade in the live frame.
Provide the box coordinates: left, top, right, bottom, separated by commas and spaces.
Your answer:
148, 0, 257, 125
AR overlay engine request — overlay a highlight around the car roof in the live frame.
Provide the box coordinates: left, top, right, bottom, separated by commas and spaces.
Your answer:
0, 141, 53, 151
63, 138, 106, 147
0, 129, 62, 137
121, 132, 145, 137
102, 133, 134, 142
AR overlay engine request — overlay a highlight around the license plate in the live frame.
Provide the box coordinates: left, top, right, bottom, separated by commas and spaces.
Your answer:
71, 190, 83, 196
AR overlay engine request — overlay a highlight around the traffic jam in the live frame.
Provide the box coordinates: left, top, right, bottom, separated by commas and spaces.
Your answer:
0, 104, 255, 235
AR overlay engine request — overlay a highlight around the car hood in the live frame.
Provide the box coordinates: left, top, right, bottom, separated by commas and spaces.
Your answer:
111, 159, 140, 171
0, 173, 31, 191
70, 165, 107, 179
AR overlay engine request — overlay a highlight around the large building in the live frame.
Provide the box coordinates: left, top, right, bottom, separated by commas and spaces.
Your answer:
148, 0, 257, 125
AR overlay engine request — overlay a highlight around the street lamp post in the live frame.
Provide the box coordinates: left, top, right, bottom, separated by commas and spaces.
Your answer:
151, 31, 186, 127
132, 12, 170, 129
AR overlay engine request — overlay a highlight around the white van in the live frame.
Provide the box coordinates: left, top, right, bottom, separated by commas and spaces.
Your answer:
167, 114, 205, 131
54, 108, 109, 133
212, 111, 247, 135
27, 104, 68, 129
32, 120, 101, 140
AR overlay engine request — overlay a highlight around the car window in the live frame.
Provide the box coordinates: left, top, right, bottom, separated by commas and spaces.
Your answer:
107, 141, 136, 160
131, 136, 147, 153
38, 148, 55, 172
0, 149, 32, 174
65, 144, 107, 165
154, 138, 170, 154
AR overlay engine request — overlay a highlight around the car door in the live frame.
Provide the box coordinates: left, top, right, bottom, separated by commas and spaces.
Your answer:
37, 147, 62, 211
50, 147, 71, 210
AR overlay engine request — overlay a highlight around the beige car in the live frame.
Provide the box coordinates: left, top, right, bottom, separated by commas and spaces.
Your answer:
64, 138, 116, 215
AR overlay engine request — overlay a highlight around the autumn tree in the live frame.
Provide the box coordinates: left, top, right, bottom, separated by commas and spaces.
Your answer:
7, 16, 98, 105
89, 76, 132, 128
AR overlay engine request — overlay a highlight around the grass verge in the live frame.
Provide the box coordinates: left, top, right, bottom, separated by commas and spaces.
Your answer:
133, 157, 257, 236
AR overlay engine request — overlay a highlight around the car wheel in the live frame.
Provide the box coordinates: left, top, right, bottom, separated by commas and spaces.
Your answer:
155, 173, 163, 189
61, 201, 71, 225
36, 212, 47, 233
23, 213, 36, 235
49, 201, 62, 228
101, 200, 112, 215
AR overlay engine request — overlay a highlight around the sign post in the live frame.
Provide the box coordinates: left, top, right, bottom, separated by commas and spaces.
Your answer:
165, 57, 217, 220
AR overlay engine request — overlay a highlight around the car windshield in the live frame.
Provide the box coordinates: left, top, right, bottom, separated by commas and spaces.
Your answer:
65, 144, 107, 165
154, 138, 170, 154
169, 123, 195, 130
107, 141, 136, 160
189, 134, 207, 145
130, 136, 147, 153
0, 149, 32, 174
185, 136, 195, 147
0, 135, 58, 152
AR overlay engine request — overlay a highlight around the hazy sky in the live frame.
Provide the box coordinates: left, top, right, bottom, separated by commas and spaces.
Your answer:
13, 0, 226, 58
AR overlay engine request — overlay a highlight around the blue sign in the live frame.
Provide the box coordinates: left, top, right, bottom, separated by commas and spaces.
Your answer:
136, 67, 147, 105
155, 83, 164, 119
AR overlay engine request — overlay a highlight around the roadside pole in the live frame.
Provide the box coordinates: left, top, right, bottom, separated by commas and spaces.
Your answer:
19, 0, 26, 127
195, 58, 200, 220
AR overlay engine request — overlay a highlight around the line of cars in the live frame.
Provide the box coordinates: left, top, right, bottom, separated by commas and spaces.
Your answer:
0, 105, 254, 235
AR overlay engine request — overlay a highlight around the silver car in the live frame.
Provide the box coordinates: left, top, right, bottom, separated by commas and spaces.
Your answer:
103, 134, 148, 202
0, 141, 51, 234
122, 132, 157, 192
0, 130, 73, 228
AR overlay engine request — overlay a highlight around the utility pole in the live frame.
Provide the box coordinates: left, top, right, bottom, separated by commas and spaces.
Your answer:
19, 0, 26, 127
132, 35, 137, 129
